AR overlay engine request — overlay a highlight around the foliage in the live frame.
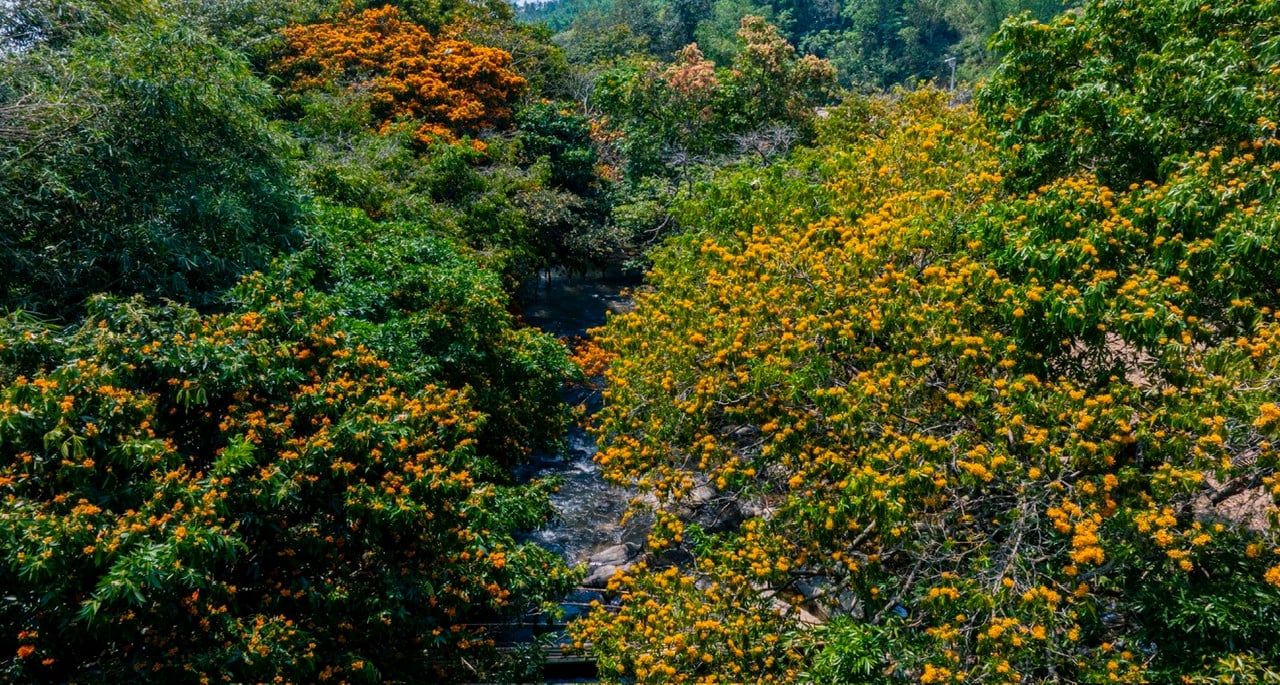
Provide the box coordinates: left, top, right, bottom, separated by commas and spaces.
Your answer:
0, 0, 162, 50
571, 81, 1280, 683
524, 0, 1071, 88
549, 1, 661, 65
255, 204, 577, 465
270, 6, 620, 273
0, 283, 575, 682
1, 3, 603, 684
0, 10, 302, 320
820, 0, 960, 89
516, 101, 602, 196
979, 0, 1280, 190
594, 16, 835, 181
351, 0, 520, 34
514, 101, 622, 265
170, 0, 339, 54
286, 89, 617, 276
690, 0, 773, 65
272, 5, 527, 144
805, 617, 907, 683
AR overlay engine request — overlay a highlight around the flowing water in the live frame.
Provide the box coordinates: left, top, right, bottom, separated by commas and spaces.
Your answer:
516, 266, 643, 606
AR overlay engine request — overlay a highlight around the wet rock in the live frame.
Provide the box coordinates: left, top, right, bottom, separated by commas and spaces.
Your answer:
582, 543, 641, 588
619, 509, 654, 549
740, 498, 778, 520
690, 485, 716, 505
795, 577, 826, 603
792, 577, 862, 621
689, 498, 744, 535
655, 546, 695, 569
675, 484, 744, 535
758, 587, 824, 626
583, 564, 622, 589
589, 543, 639, 568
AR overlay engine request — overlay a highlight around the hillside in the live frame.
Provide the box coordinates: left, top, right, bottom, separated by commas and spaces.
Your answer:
2, 0, 1279, 682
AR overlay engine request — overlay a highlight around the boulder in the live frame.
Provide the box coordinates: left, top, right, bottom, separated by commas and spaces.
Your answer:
583, 564, 621, 589
588, 542, 639, 568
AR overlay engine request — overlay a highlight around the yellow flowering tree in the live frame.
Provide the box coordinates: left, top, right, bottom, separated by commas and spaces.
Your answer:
571, 39, 1280, 684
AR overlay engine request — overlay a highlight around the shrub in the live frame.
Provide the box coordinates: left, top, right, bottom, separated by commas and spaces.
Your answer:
0, 14, 302, 319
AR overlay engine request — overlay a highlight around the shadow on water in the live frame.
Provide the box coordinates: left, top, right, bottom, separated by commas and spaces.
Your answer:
517, 266, 642, 341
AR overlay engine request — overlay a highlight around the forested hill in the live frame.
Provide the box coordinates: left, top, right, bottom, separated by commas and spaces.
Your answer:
518, 0, 1071, 88
3, 0, 1280, 683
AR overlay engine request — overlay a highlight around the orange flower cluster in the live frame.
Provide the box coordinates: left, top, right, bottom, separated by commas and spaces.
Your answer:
272, 6, 526, 143
0, 284, 572, 682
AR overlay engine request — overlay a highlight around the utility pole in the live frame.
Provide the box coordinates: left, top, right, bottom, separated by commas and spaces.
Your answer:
944, 56, 957, 92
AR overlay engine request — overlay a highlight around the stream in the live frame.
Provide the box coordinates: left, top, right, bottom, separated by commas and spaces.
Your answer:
508, 266, 648, 681
516, 266, 642, 569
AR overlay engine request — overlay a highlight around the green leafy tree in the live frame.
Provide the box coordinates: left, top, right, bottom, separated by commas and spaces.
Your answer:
0, 0, 158, 50
692, 0, 774, 65
515, 101, 622, 265
595, 16, 834, 181
978, 0, 1280, 190
823, 0, 959, 89
0, 9, 302, 319
261, 204, 578, 464
554, 3, 657, 65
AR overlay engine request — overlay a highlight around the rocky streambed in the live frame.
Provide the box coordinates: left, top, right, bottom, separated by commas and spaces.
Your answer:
510, 267, 853, 681
515, 268, 647, 620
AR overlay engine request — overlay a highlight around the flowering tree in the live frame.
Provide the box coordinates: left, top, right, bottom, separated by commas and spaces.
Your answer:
595, 16, 835, 180
570, 2, 1280, 675
272, 5, 527, 143
0, 212, 577, 683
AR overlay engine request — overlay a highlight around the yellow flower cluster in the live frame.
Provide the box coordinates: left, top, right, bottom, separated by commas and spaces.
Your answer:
576, 86, 1280, 682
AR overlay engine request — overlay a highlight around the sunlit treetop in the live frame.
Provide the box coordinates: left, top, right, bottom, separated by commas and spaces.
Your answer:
572, 80, 1280, 683
979, 0, 1280, 190
272, 5, 526, 143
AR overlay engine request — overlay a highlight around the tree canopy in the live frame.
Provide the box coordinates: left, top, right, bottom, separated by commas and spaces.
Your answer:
4, 0, 1280, 681
0, 11, 302, 319
272, 5, 527, 143
570, 0, 1280, 681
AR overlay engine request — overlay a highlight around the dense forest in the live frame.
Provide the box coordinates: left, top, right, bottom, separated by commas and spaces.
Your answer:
2, 0, 1279, 683
518, 0, 1070, 88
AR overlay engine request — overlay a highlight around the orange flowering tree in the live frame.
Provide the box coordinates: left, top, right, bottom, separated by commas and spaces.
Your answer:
0, 218, 577, 682
272, 5, 526, 143
571, 59, 1280, 685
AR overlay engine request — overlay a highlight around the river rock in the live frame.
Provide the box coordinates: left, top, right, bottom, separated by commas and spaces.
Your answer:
762, 591, 823, 626
792, 577, 862, 621
589, 542, 639, 568
582, 543, 641, 588
690, 485, 716, 505
583, 564, 621, 589
674, 484, 744, 535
